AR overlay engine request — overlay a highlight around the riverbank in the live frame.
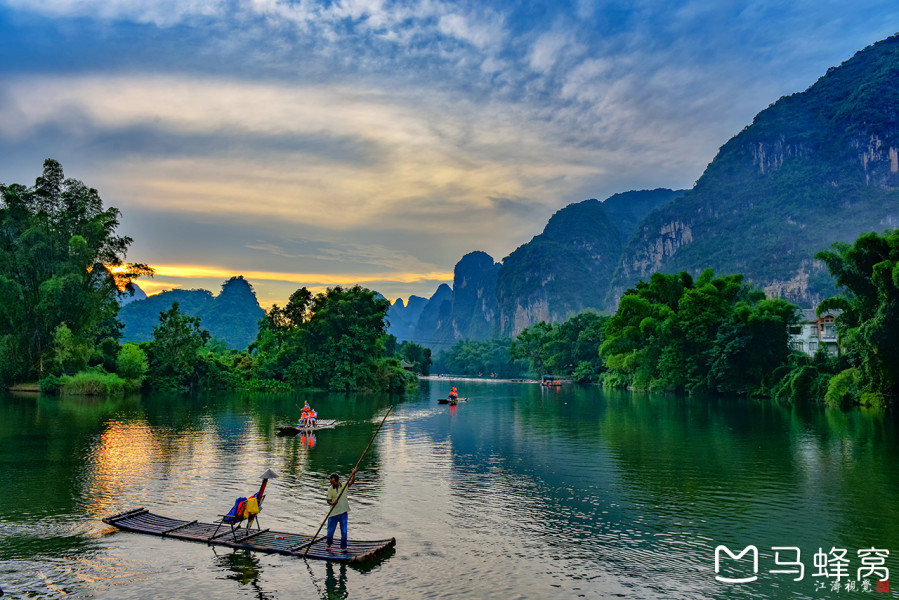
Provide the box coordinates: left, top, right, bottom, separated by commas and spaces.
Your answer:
420, 375, 538, 383
6, 382, 40, 393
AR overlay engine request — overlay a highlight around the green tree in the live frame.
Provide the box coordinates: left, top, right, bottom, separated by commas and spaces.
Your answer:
249, 285, 410, 392
0, 159, 151, 385
509, 321, 553, 376
117, 342, 149, 380
116, 342, 149, 386
301, 286, 393, 390
398, 341, 432, 375
815, 229, 899, 406
601, 270, 796, 394
146, 302, 210, 389
708, 297, 797, 394
506, 312, 609, 382
49, 323, 92, 375
542, 312, 609, 381
771, 348, 849, 403
600, 273, 687, 390
284, 287, 313, 327
434, 338, 526, 378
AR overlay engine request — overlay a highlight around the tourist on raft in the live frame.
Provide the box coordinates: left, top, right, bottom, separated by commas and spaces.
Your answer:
299, 401, 316, 428
326, 469, 356, 553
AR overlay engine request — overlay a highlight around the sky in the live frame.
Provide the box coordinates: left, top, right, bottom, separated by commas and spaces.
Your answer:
1, 1, 897, 308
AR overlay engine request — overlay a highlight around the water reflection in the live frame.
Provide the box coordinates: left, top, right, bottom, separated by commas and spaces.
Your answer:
86, 422, 162, 518
323, 561, 348, 599
213, 549, 273, 599
2, 383, 898, 599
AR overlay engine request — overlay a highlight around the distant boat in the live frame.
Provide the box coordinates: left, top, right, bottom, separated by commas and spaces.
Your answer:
541, 375, 561, 387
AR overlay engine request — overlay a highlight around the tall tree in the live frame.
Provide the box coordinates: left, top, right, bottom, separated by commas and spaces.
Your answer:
433, 338, 525, 379
509, 321, 552, 375
301, 285, 392, 390
146, 302, 210, 389
816, 230, 899, 406
0, 159, 151, 385
250, 285, 412, 391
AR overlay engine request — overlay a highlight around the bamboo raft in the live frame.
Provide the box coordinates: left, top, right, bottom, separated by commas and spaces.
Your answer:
437, 397, 467, 404
102, 508, 396, 563
277, 420, 337, 435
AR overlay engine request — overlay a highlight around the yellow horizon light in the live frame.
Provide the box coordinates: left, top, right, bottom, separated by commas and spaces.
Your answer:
146, 264, 453, 286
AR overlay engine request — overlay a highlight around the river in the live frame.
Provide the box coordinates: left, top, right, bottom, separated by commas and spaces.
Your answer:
1, 380, 897, 599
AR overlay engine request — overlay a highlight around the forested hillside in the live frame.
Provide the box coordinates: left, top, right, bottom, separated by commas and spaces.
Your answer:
610, 35, 899, 306
119, 276, 264, 350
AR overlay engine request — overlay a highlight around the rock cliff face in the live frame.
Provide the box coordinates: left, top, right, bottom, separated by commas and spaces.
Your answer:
391, 259, 501, 346
495, 190, 683, 335
496, 199, 621, 335
610, 35, 899, 307
411, 252, 501, 349
411, 283, 453, 349
855, 135, 899, 185
444, 251, 501, 340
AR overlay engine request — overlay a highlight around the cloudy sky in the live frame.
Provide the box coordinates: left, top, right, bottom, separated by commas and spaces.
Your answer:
1, 1, 896, 307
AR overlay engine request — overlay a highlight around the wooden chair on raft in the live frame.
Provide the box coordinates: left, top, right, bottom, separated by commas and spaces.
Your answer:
211, 469, 278, 542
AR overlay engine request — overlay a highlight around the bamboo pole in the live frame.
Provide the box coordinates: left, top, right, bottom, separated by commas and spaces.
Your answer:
302, 406, 392, 558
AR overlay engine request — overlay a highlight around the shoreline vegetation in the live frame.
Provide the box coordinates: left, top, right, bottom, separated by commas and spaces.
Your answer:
437, 230, 898, 409
0, 160, 428, 398
2, 160, 896, 409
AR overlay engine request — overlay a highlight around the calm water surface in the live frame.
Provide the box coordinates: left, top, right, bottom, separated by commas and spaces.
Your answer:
1, 381, 898, 599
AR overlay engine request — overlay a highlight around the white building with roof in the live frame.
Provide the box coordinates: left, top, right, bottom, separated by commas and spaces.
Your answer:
789, 308, 840, 356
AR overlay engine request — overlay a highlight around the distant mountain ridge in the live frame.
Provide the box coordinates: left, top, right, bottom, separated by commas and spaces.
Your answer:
386, 295, 428, 342
118, 276, 265, 350
389, 189, 682, 348
117, 284, 147, 306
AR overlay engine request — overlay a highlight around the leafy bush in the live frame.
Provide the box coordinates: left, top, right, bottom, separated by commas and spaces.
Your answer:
239, 378, 292, 392
373, 357, 416, 393
824, 368, 860, 408
771, 349, 846, 403
117, 343, 149, 383
39, 374, 62, 394
59, 370, 127, 396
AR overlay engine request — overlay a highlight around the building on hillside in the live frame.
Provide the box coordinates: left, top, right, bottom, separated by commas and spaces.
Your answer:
788, 308, 840, 356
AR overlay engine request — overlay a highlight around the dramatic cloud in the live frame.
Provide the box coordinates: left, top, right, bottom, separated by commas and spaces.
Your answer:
1, 0, 897, 305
